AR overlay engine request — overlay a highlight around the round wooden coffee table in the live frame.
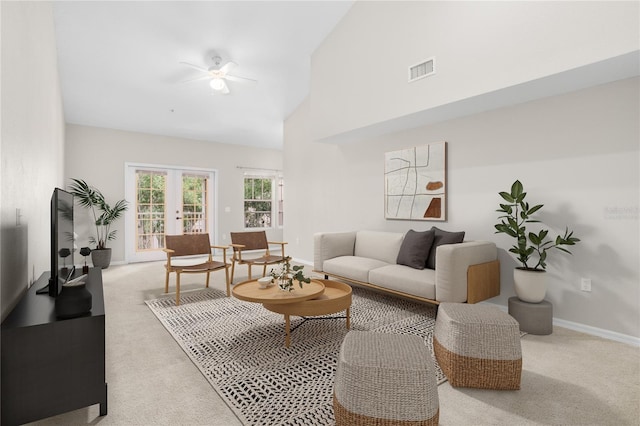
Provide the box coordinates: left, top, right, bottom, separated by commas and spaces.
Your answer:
232, 279, 351, 347
264, 280, 352, 347
232, 278, 325, 304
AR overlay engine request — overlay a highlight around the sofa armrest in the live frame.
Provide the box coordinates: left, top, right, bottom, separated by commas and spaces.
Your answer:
313, 232, 357, 272
435, 241, 498, 303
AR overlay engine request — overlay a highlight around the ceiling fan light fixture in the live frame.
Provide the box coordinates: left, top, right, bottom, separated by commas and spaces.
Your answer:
210, 78, 226, 91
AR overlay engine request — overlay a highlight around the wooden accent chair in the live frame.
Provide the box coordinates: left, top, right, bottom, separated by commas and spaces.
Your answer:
229, 231, 287, 283
163, 233, 230, 305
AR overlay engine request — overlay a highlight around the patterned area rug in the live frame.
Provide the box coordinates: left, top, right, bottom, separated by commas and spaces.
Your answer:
146, 286, 443, 426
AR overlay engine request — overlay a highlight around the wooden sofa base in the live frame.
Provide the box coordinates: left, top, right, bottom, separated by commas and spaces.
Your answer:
314, 259, 500, 305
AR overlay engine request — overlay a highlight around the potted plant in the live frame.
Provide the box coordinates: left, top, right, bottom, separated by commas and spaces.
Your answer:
68, 178, 129, 269
269, 257, 311, 292
495, 180, 580, 303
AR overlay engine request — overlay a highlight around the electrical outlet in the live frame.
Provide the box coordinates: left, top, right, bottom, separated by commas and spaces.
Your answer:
580, 278, 592, 292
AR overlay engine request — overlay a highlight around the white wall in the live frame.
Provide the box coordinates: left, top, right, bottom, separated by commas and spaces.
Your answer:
1, 2, 66, 320
284, 77, 639, 339
65, 124, 283, 264
311, 1, 639, 141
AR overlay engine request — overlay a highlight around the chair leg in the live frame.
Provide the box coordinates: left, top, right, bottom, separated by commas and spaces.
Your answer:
224, 266, 230, 297
248, 264, 252, 281
230, 260, 236, 284
176, 272, 181, 306
206, 271, 211, 288
165, 270, 170, 293
262, 264, 267, 278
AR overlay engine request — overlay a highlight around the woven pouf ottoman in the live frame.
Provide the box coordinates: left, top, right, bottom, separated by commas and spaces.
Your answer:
434, 302, 522, 390
333, 330, 439, 425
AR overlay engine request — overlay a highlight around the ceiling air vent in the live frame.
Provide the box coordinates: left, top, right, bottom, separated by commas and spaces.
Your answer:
408, 58, 435, 83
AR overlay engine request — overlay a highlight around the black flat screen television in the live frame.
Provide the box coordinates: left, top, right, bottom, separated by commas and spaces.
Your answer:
37, 188, 75, 297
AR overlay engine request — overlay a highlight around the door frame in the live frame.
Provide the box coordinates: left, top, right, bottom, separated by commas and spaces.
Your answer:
124, 162, 219, 263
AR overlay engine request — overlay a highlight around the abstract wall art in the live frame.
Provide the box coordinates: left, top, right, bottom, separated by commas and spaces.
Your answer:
384, 141, 447, 221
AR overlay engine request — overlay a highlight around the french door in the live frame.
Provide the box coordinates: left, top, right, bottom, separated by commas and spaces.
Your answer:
124, 163, 217, 263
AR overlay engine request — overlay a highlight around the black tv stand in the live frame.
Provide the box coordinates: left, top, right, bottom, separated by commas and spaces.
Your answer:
1, 267, 107, 425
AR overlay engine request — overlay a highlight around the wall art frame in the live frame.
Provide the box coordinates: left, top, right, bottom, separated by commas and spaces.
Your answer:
384, 141, 447, 221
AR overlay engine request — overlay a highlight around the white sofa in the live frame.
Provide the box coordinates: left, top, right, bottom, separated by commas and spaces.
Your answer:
313, 230, 500, 304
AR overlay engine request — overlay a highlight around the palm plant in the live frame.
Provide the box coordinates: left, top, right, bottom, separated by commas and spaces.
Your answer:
68, 178, 129, 250
495, 180, 580, 270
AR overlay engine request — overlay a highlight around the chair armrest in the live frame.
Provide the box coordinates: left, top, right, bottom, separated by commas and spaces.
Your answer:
163, 248, 175, 267
435, 241, 498, 303
211, 245, 229, 263
229, 243, 246, 261
313, 231, 357, 272
267, 241, 287, 258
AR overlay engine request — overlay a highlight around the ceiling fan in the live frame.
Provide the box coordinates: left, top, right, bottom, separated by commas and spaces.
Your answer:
179, 56, 256, 94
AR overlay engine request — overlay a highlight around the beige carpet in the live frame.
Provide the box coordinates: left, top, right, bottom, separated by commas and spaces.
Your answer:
30, 261, 640, 426
145, 285, 442, 425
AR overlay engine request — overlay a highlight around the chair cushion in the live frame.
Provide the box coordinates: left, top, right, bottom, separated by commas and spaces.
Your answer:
396, 229, 435, 270
426, 227, 465, 270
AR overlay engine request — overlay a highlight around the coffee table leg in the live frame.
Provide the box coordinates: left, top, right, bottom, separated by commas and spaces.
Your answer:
285, 314, 291, 348
346, 307, 351, 329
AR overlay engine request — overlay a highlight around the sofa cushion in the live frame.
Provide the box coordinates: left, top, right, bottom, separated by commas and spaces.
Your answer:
396, 229, 435, 270
426, 227, 465, 270
369, 265, 436, 300
355, 231, 404, 264
323, 256, 390, 283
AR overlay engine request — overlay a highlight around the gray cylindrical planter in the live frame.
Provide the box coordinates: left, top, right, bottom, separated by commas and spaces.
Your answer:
91, 248, 112, 269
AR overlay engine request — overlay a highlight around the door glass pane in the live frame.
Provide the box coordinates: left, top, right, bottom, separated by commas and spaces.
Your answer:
136, 170, 167, 251
182, 174, 208, 234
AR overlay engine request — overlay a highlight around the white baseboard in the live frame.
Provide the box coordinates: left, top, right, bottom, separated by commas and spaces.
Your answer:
483, 302, 640, 347
552, 318, 640, 347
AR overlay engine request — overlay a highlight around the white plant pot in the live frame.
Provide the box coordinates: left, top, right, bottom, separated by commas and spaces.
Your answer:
513, 268, 547, 303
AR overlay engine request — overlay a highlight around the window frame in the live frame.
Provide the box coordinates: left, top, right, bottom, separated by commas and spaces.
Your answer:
243, 175, 276, 229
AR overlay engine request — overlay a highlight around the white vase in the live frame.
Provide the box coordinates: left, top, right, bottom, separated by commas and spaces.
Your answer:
513, 268, 547, 303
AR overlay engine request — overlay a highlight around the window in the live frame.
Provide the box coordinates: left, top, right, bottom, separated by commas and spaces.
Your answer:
244, 176, 274, 228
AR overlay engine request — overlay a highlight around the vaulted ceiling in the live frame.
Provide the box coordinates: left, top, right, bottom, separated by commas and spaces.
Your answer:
53, 1, 353, 150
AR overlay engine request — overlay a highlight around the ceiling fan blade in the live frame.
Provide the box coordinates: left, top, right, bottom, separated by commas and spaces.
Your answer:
180, 74, 212, 84
219, 61, 237, 74
226, 74, 257, 83
179, 61, 208, 73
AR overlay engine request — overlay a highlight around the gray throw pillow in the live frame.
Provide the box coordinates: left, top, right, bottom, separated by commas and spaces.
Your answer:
396, 229, 435, 270
425, 227, 465, 269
